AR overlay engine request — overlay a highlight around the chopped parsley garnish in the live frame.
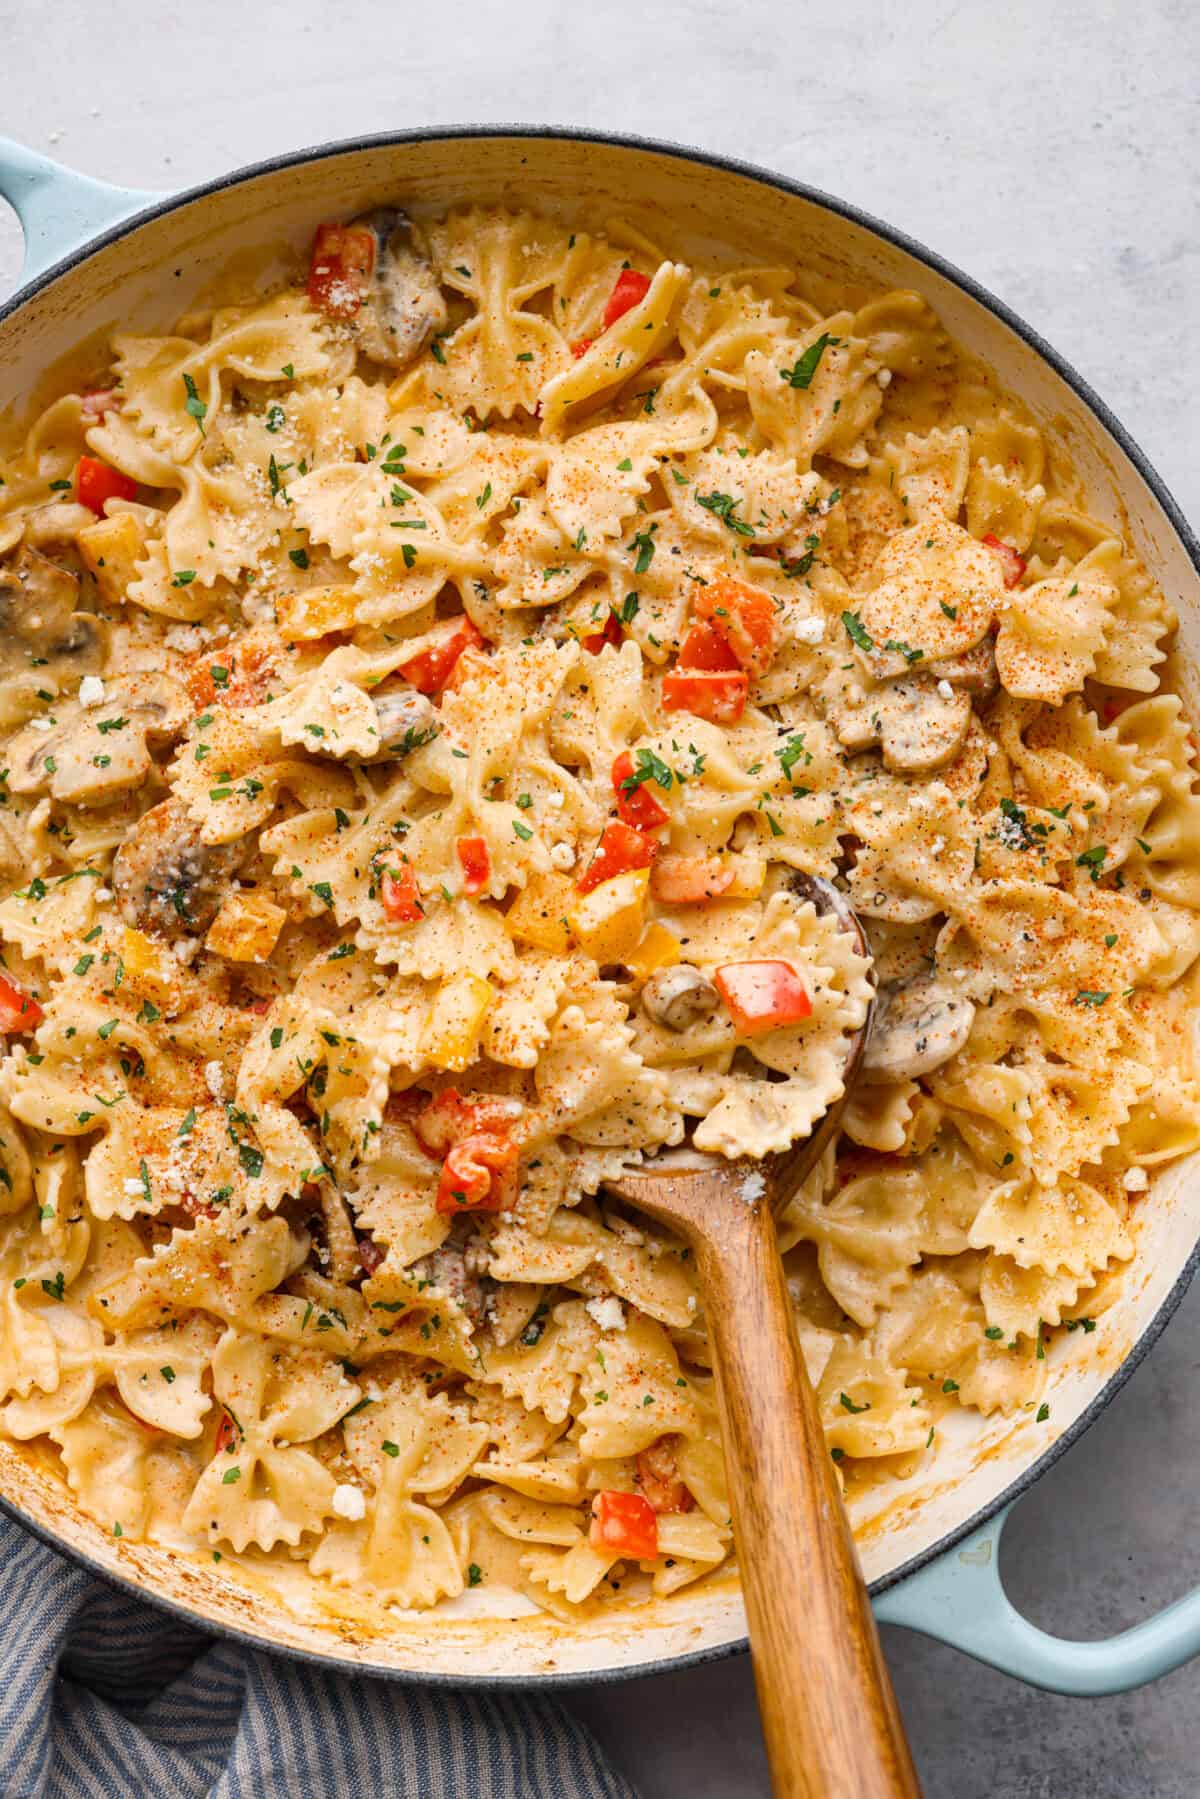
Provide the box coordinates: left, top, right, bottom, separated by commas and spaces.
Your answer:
779, 333, 838, 390
620, 747, 673, 795
182, 372, 206, 433
695, 490, 755, 537
630, 528, 657, 574
884, 638, 923, 664
777, 734, 812, 782
841, 610, 874, 651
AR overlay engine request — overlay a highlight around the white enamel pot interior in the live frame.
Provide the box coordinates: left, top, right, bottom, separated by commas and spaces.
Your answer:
0, 128, 1197, 1686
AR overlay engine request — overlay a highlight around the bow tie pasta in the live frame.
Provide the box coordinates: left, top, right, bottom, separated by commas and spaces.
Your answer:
0, 201, 1193, 1619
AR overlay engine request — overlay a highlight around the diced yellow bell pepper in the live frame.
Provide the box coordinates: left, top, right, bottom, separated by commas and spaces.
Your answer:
567, 868, 649, 964
626, 921, 683, 983
275, 585, 359, 642
424, 973, 494, 1072
724, 854, 766, 899
205, 891, 287, 963
76, 512, 147, 607
119, 926, 177, 1002
504, 872, 576, 955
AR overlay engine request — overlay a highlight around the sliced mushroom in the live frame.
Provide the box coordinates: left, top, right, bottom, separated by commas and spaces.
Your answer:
862, 973, 975, 1082
0, 546, 107, 680
833, 676, 971, 774
113, 795, 250, 938
352, 210, 448, 369
6, 671, 191, 807
641, 965, 721, 1032
372, 686, 440, 756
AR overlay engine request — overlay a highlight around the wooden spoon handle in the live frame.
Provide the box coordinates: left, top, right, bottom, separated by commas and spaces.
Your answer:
692, 1198, 922, 1799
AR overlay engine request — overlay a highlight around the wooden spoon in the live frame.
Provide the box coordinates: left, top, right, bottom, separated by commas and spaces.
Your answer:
604, 876, 921, 1798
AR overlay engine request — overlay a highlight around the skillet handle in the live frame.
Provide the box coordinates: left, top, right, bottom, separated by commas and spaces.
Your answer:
875, 1503, 1200, 1694
0, 139, 160, 289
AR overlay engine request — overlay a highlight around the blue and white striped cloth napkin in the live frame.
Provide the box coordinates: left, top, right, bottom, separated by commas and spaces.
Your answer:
0, 1514, 636, 1798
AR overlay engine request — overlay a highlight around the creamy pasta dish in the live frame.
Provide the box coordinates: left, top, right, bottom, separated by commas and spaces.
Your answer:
0, 204, 1196, 1618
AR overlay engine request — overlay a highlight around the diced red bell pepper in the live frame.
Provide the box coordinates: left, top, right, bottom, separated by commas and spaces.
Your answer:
400, 618, 485, 695
214, 1409, 237, 1455
715, 960, 813, 1036
612, 751, 670, 831
571, 336, 595, 360
411, 1088, 474, 1156
307, 222, 376, 320
695, 577, 778, 678
76, 455, 137, 514
456, 836, 490, 896
981, 533, 1027, 589
80, 388, 119, 419
678, 623, 742, 673
381, 864, 423, 923
602, 270, 652, 331
661, 667, 748, 724
0, 975, 43, 1034
582, 611, 623, 655
589, 1489, 659, 1560
576, 820, 659, 895
651, 855, 734, 905
435, 1131, 519, 1213
411, 1088, 520, 1210
412, 1088, 518, 1154
636, 1439, 696, 1514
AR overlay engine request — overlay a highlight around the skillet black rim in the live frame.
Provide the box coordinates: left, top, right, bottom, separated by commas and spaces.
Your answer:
1, 123, 1198, 1690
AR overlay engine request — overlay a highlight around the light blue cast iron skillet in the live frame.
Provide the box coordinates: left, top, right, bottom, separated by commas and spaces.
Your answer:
0, 127, 1198, 1701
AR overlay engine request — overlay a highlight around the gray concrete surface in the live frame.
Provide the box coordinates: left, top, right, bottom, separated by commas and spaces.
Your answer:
0, 1, 1196, 1791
